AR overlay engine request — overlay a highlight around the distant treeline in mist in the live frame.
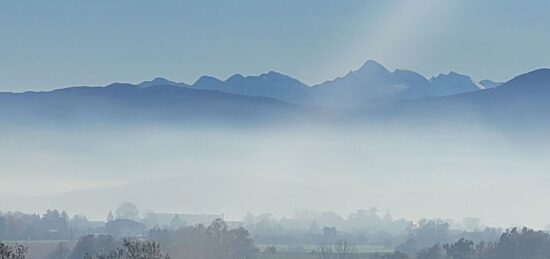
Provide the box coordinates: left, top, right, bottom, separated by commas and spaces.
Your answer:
373, 228, 550, 259
2, 218, 550, 259
3, 204, 550, 258
1, 204, 500, 247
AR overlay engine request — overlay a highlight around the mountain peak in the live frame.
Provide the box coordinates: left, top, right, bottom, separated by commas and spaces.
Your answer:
428, 71, 483, 94
138, 77, 182, 88
227, 74, 245, 81
361, 59, 386, 69
363, 59, 383, 66
260, 70, 289, 79
152, 77, 169, 82
357, 60, 390, 74
432, 71, 475, 83
195, 75, 223, 85
445, 71, 469, 78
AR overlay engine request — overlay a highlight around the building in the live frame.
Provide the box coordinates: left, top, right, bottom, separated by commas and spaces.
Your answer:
143, 212, 223, 229
105, 219, 146, 238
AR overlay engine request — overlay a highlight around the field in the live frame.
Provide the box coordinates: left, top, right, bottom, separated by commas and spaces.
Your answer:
256, 244, 392, 253
258, 253, 318, 259
256, 244, 393, 259
4, 241, 392, 258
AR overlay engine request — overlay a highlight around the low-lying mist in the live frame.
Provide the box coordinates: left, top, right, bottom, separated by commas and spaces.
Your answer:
1, 122, 549, 228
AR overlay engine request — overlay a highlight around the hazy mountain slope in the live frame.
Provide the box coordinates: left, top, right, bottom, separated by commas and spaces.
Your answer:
436, 68, 550, 111
456, 68, 550, 118
1, 65, 534, 129
137, 77, 190, 88
375, 69, 550, 127
309, 60, 403, 107
309, 61, 484, 107
429, 72, 484, 95
192, 71, 311, 104
0, 84, 312, 127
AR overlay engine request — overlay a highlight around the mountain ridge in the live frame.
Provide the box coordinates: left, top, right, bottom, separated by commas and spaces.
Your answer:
1, 60, 494, 108
2, 62, 549, 129
371, 68, 550, 128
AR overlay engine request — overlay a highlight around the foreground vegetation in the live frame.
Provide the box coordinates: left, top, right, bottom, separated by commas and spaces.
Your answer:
3, 227, 550, 258
2, 207, 550, 258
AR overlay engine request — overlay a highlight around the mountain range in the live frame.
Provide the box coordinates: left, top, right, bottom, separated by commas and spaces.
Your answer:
0, 60, 548, 128
372, 68, 550, 128
136, 60, 486, 108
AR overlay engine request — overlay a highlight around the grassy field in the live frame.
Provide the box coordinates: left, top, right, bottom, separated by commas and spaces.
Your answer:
4, 241, 392, 258
255, 244, 393, 259
256, 244, 392, 254
257, 251, 392, 259
258, 253, 318, 259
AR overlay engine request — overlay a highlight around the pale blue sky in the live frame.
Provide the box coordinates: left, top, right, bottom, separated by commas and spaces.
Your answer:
1, 0, 549, 91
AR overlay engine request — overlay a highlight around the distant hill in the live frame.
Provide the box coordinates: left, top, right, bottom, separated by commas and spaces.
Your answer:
433, 68, 550, 111
137, 77, 190, 88
0, 83, 314, 127
375, 69, 550, 127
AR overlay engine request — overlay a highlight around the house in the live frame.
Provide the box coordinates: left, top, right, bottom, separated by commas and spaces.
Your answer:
105, 219, 146, 238
143, 212, 223, 229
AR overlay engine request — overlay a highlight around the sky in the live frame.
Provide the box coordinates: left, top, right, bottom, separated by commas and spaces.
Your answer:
1, 0, 550, 92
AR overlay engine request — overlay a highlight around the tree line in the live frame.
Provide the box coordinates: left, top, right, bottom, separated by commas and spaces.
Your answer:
47, 218, 257, 259
374, 227, 550, 259
2, 226, 550, 258
0, 210, 88, 241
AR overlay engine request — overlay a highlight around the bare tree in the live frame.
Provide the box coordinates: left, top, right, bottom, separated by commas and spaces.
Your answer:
121, 239, 169, 259
0, 243, 27, 259
317, 242, 334, 259
84, 239, 169, 259
334, 240, 356, 259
